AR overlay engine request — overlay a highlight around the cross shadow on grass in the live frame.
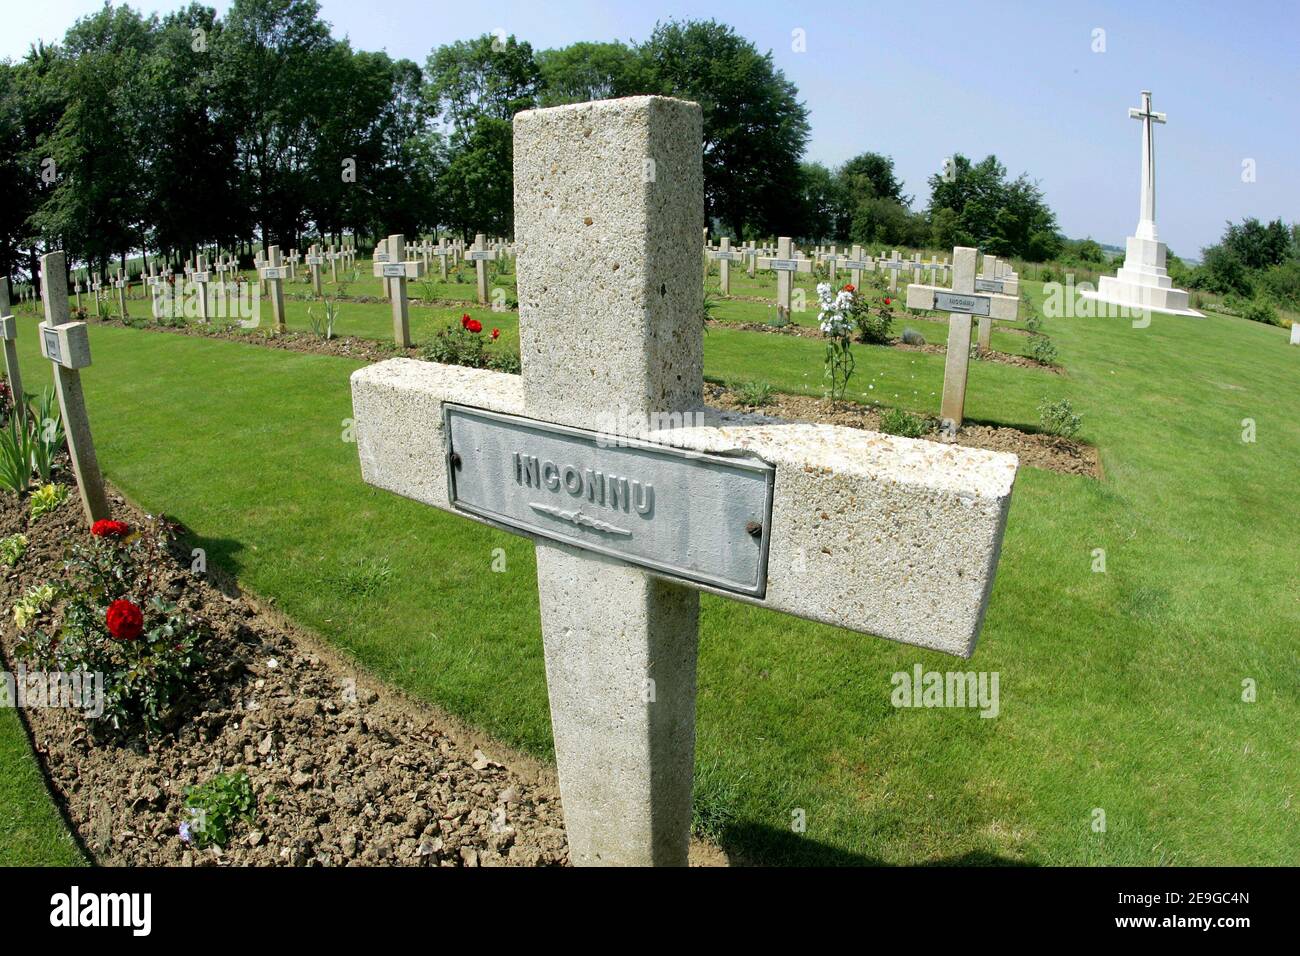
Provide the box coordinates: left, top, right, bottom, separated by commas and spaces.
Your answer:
717, 821, 1034, 867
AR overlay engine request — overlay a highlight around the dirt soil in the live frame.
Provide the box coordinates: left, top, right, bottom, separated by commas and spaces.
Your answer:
707, 386, 1101, 479
0, 479, 577, 867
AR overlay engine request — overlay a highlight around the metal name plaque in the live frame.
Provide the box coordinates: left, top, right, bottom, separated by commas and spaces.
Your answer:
42, 327, 62, 364
191, 272, 209, 283
382, 263, 407, 277
443, 404, 774, 597
468, 251, 495, 261
842, 260, 868, 269
306, 256, 324, 266
262, 267, 286, 280
974, 278, 1005, 293
769, 258, 798, 271
934, 291, 992, 316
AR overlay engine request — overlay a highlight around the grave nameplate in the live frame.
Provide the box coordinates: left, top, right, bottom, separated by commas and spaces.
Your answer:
382, 263, 408, 278
841, 259, 869, 270
769, 258, 799, 271
261, 267, 286, 280
974, 278, 1005, 294
42, 327, 62, 365
468, 250, 495, 261
191, 271, 210, 283
306, 255, 324, 266
443, 404, 774, 597
934, 291, 992, 317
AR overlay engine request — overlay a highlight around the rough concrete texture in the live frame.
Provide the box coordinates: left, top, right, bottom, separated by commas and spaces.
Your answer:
351, 358, 1018, 657
512, 96, 704, 431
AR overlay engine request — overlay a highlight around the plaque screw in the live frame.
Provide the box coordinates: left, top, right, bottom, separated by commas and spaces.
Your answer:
745, 520, 762, 538
449, 452, 462, 469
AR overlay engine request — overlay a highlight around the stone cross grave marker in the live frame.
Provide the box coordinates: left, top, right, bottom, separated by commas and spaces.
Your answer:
306, 244, 325, 297
326, 245, 339, 284
977, 255, 1019, 298
706, 236, 744, 295
0, 278, 24, 414
73, 279, 82, 311
879, 249, 907, 292
350, 97, 1018, 867
756, 236, 812, 315
467, 233, 497, 305
192, 254, 212, 324
38, 252, 110, 525
906, 246, 1017, 430
841, 245, 871, 288
258, 245, 288, 332
434, 238, 451, 280
112, 273, 129, 320
371, 233, 425, 348
823, 245, 838, 284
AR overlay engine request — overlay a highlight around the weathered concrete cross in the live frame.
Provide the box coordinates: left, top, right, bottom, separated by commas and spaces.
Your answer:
906, 246, 1020, 429
0, 278, 24, 413
38, 252, 110, 525
257, 245, 288, 333
755, 236, 812, 316
706, 236, 744, 295
350, 98, 1017, 866
371, 233, 425, 347
305, 244, 325, 297
466, 233, 497, 305
879, 249, 906, 292
192, 255, 212, 324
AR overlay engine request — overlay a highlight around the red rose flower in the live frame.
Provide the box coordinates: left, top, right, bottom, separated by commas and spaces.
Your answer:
460, 313, 471, 329
491, 328, 500, 340
842, 284, 855, 293
91, 519, 131, 538
466, 319, 483, 334
883, 297, 892, 306
106, 599, 144, 641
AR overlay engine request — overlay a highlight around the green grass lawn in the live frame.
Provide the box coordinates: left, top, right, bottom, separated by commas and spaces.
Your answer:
0, 708, 84, 865
1, 278, 1296, 866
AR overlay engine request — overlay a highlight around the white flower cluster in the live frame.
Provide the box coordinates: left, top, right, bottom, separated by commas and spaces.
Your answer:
816, 282, 855, 336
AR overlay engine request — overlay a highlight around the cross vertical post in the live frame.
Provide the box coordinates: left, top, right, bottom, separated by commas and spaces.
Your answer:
0, 279, 24, 416
38, 252, 110, 525
193, 254, 211, 324
469, 233, 496, 305
941, 247, 978, 434
259, 245, 287, 333
1128, 90, 1166, 242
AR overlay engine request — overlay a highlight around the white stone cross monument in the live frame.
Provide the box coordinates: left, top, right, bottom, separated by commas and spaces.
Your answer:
112, 272, 129, 320
907, 247, 1018, 430
258, 245, 288, 333
350, 98, 1017, 866
978, 255, 1019, 298
755, 237, 812, 315
371, 233, 425, 348
706, 237, 744, 295
467, 233, 497, 305
192, 254, 212, 324
38, 252, 110, 525
880, 250, 906, 292
433, 238, 452, 280
1081, 90, 1202, 318
306, 244, 325, 297
841, 245, 871, 289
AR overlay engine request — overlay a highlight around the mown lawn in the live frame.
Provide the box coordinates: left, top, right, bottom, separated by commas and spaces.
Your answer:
1, 278, 1296, 865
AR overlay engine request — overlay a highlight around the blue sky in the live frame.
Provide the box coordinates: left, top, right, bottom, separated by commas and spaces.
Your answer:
5, 0, 1297, 254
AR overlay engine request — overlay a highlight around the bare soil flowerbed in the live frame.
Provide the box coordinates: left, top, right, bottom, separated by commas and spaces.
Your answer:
707, 387, 1101, 479
0, 480, 570, 867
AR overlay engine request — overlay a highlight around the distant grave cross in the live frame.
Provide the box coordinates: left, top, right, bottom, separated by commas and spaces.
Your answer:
306, 244, 325, 297
351, 97, 1017, 867
706, 236, 744, 295
257, 245, 288, 332
755, 236, 812, 315
0, 278, 24, 414
192, 255, 212, 324
371, 232, 425, 347
467, 232, 497, 305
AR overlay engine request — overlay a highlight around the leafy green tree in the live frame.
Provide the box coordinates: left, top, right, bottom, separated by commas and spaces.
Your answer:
638, 19, 809, 239
424, 34, 541, 135
537, 41, 646, 106
1220, 217, 1291, 269
438, 118, 514, 239
925, 153, 1061, 260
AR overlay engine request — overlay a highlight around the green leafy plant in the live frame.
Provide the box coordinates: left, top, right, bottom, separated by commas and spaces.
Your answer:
1241, 300, 1278, 326
422, 315, 513, 370
12, 583, 57, 631
20, 518, 206, 733
29, 483, 68, 520
1025, 311, 1043, 333
0, 533, 28, 567
854, 295, 893, 344
879, 407, 935, 438
1030, 335, 1059, 366
29, 388, 65, 484
0, 413, 36, 494
817, 283, 856, 402
766, 307, 791, 328
182, 772, 255, 849
1037, 397, 1083, 439
736, 380, 775, 407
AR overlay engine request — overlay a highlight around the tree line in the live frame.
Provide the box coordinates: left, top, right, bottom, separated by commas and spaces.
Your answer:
0, 0, 1066, 292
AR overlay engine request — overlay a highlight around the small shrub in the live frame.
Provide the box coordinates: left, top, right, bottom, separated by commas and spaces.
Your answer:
1038, 397, 1082, 439
736, 380, 775, 407
766, 307, 791, 328
1029, 335, 1059, 366
29, 483, 68, 520
486, 349, 522, 374
0, 533, 27, 567
1040, 267, 1054, 284
879, 407, 934, 438
854, 298, 893, 344
1241, 300, 1278, 326
900, 328, 926, 346
182, 772, 255, 849
1025, 312, 1043, 333
12, 584, 56, 630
